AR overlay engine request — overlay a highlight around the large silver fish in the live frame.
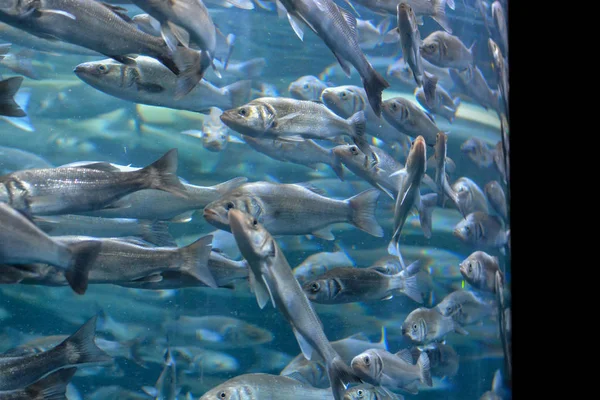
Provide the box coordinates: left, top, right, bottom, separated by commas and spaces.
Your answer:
227, 209, 362, 400
0, 367, 76, 400
381, 97, 441, 146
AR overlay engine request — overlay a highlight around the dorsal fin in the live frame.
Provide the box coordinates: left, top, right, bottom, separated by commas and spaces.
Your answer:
296, 182, 326, 196
337, 5, 358, 40
101, 3, 133, 22
395, 348, 415, 364
71, 162, 121, 172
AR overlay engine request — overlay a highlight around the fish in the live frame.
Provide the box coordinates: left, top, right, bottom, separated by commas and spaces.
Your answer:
351, 0, 453, 33
0, 76, 24, 117
381, 97, 441, 146
203, 181, 384, 239
227, 209, 362, 400
387, 57, 453, 90
181, 107, 244, 152
242, 136, 345, 180
401, 307, 468, 343
302, 265, 423, 304
220, 96, 375, 166
209, 57, 267, 80
276, 0, 390, 116
431, 131, 453, 208
460, 137, 496, 168
459, 251, 504, 293
74, 57, 252, 114
357, 18, 392, 50
451, 177, 489, 216
420, 31, 474, 70
0, 48, 40, 80
344, 384, 404, 400
0, 367, 76, 400
0, 316, 112, 391
387, 136, 438, 259
53, 234, 217, 288
395, 2, 424, 87
129, 0, 218, 82
488, 38, 508, 114
415, 84, 460, 123
453, 212, 508, 249
435, 290, 497, 325
163, 315, 274, 349
321, 85, 407, 147
288, 75, 330, 101
351, 348, 432, 394
200, 373, 336, 399
480, 369, 504, 400
0, 202, 101, 295
32, 215, 175, 247
491, 1, 508, 54
0, 0, 203, 98
0, 146, 53, 173
0, 148, 187, 216
409, 342, 458, 378
292, 247, 355, 283
485, 181, 507, 221
449, 67, 501, 113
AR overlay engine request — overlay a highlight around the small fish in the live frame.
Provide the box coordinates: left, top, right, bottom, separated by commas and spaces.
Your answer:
0, 145, 53, 173
460, 137, 496, 168
203, 181, 383, 239
485, 181, 507, 221
435, 290, 497, 325
220, 96, 375, 166
357, 18, 392, 50
387, 57, 453, 90
381, 97, 441, 146
227, 209, 362, 400
74, 57, 252, 114
0, 203, 101, 295
210, 57, 267, 80
480, 369, 504, 400
459, 250, 504, 293
0, 76, 25, 117
488, 38, 508, 114
200, 374, 335, 400
409, 342, 458, 378
449, 67, 500, 113
453, 212, 508, 249
0, 48, 39, 80
302, 265, 423, 304
351, 348, 432, 394
401, 307, 468, 343
451, 177, 489, 216
181, 107, 244, 152
491, 1, 508, 54
344, 384, 404, 400
288, 75, 330, 101
415, 84, 460, 123
242, 136, 345, 180
0, 316, 112, 391
420, 31, 474, 70
0, 148, 187, 216
395, 2, 424, 87
292, 247, 355, 283
0, 367, 76, 400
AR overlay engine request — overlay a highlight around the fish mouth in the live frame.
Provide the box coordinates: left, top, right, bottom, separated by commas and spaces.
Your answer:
452, 228, 464, 240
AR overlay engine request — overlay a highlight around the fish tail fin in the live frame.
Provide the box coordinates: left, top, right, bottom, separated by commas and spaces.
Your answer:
0, 43, 10, 59
60, 316, 113, 366
24, 368, 77, 400
362, 67, 389, 117
179, 234, 216, 288
0, 76, 26, 117
397, 273, 423, 303
138, 148, 187, 197
417, 352, 433, 387
432, 0, 452, 33
172, 47, 207, 99
65, 240, 101, 295
225, 80, 253, 108
213, 176, 248, 195
240, 58, 266, 78
327, 356, 362, 400
2, 86, 35, 132
446, 0, 456, 10
418, 193, 438, 238
140, 220, 176, 247
347, 188, 384, 237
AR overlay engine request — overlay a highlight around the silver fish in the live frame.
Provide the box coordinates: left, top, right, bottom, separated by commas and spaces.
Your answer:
488, 38, 508, 114
0, 145, 53, 173
484, 181, 507, 222
460, 137, 496, 168
227, 209, 361, 400
387, 57, 453, 90
435, 290, 497, 325
74, 57, 252, 114
242, 136, 345, 180
277, 0, 390, 116
0, 203, 100, 294
491, 1, 508, 54
302, 266, 423, 304
451, 177, 489, 216
344, 384, 404, 400
351, 348, 432, 394
401, 307, 468, 343
0, 48, 40, 80
420, 31, 473, 70
0, 0, 203, 97
480, 369, 504, 400
220, 96, 375, 165
453, 212, 507, 249
0, 367, 76, 400
0, 316, 111, 391
0, 149, 187, 216
381, 97, 441, 146
396, 2, 423, 86
409, 342, 458, 378
357, 18, 391, 50
459, 251, 504, 293
181, 107, 243, 152
449, 67, 500, 113
289, 75, 330, 101
415, 84, 460, 123
203, 181, 383, 239
292, 248, 355, 283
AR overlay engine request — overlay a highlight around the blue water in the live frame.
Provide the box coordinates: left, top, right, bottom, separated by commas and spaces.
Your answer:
0, 1, 510, 399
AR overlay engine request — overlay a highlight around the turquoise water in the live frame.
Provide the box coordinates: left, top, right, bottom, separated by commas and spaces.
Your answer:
0, 1, 510, 399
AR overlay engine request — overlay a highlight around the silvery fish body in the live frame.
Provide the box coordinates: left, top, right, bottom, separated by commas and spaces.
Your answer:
452, 177, 489, 216
397, 2, 423, 86
415, 84, 460, 123
401, 307, 468, 343
459, 251, 503, 293
288, 75, 330, 100
485, 181, 507, 221
435, 290, 497, 325
292, 249, 355, 283
453, 212, 507, 249
420, 31, 473, 70
381, 97, 440, 146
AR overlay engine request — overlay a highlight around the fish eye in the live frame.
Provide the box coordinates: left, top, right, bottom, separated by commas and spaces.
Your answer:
226, 202, 235, 210
97, 64, 108, 73
310, 282, 320, 292
218, 391, 227, 399
340, 92, 347, 98
429, 44, 436, 51
220, 134, 226, 139
446, 306, 452, 313
238, 108, 247, 116
413, 324, 418, 330
252, 218, 258, 226
468, 264, 473, 273
357, 389, 364, 397
392, 103, 398, 110
303, 83, 309, 89
364, 355, 370, 365
350, 146, 358, 155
